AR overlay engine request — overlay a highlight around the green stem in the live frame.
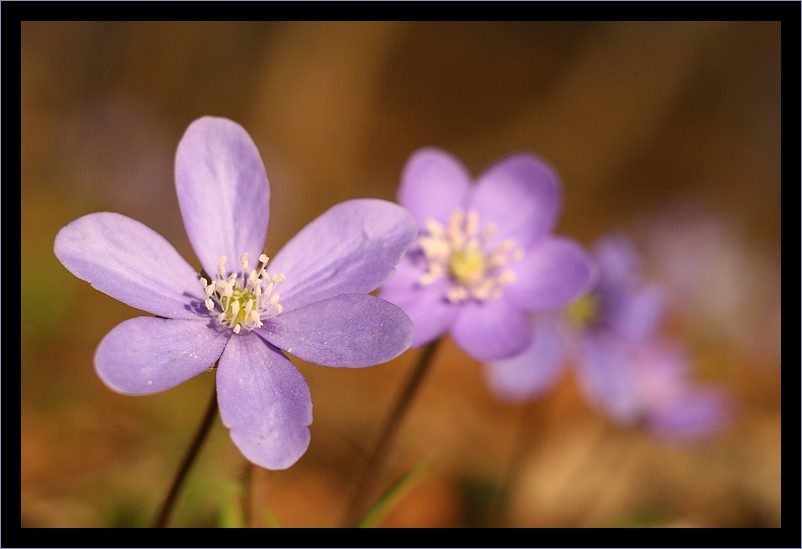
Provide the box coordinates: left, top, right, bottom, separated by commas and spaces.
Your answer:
339, 339, 442, 527
152, 380, 218, 528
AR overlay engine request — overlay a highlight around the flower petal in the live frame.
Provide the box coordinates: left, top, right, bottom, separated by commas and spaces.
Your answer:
216, 334, 312, 470
175, 116, 270, 278
380, 275, 457, 348
451, 298, 532, 361
269, 199, 418, 312
469, 153, 561, 248
54, 212, 206, 319
398, 147, 471, 227
483, 317, 566, 401
257, 294, 413, 368
649, 389, 731, 441
95, 317, 229, 395
606, 284, 666, 342
505, 237, 596, 311
574, 335, 641, 424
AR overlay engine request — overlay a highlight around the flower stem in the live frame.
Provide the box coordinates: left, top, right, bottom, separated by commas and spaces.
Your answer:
339, 339, 442, 528
152, 380, 218, 528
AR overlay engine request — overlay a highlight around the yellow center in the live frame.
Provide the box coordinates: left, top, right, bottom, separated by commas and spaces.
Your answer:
566, 293, 600, 328
450, 249, 486, 284
201, 253, 285, 334
416, 209, 523, 303
221, 287, 257, 326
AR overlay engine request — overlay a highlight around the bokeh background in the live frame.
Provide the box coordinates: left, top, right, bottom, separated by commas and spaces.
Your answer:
21, 21, 781, 528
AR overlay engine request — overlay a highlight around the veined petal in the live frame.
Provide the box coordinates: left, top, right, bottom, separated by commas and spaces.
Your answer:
257, 294, 413, 368
483, 317, 566, 401
451, 298, 532, 361
505, 237, 596, 311
217, 334, 312, 470
398, 147, 471, 227
95, 317, 229, 395
54, 212, 206, 319
269, 199, 418, 312
469, 153, 561, 248
175, 116, 270, 278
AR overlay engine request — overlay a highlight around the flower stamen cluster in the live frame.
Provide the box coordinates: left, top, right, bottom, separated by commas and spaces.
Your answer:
418, 209, 523, 303
200, 252, 285, 334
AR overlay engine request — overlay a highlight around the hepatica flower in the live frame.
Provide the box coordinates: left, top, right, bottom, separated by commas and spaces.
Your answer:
54, 116, 417, 469
379, 148, 595, 361
485, 235, 730, 440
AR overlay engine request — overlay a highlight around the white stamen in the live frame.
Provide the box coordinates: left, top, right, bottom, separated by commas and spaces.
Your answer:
201, 252, 286, 333
417, 210, 523, 303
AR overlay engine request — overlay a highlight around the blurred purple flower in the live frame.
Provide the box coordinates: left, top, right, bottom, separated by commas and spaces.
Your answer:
54, 116, 417, 470
485, 235, 730, 441
379, 148, 595, 361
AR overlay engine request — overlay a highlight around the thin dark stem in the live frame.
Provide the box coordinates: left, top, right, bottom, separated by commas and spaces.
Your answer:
152, 380, 219, 528
339, 339, 442, 528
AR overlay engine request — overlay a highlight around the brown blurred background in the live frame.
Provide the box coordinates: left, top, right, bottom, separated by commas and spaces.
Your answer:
21, 21, 781, 528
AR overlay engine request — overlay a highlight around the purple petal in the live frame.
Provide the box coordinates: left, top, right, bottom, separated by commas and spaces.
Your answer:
574, 335, 641, 424
380, 278, 457, 348
54, 212, 205, 319
648, 389, 732, 441
594, 234, 642, 287
95, 317, 229, 395
257, 294, 413, 368
505, 237, 596, 311
469, 153, 561, 248
216, 334, 312, 470
175, 116, 270, 278
483, 317, 566, 401
451, 298, 532, 361
268, 199, 418, 312
398, 147, 471, 227
606, 284, 666, 343
379, 255, 457, 347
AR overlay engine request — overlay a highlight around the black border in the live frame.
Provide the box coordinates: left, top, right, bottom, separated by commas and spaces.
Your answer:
6, 1, 799, 547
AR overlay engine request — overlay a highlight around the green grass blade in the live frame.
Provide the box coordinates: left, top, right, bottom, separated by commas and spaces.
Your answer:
356, 457, 435, 528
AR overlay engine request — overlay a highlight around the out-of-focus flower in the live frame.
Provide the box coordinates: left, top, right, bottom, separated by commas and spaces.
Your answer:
485, 234, 730, 440
379, 147, 595, 361
54, 116, 417, 470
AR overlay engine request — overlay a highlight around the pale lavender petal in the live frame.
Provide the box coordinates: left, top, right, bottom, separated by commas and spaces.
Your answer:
469, 153, 561, 248
398, 147, 472, 227
380, 276, 457, 348
574, 336, 641, 424
269, 199, 418, 312
217, 334, 312, 470
606, 284, 666, 342
257, 294, 413, 367
451, 299, 532, 361
94, 317, 229, 395
649, 389, 732, 441
54, 212, 206, 319
175, 116, 270, 278
594, 233, 641, 287
484, 317, 566, 401
505, 237, 596, 311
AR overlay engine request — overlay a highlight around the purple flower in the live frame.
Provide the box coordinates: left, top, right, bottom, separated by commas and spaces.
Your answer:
54, 116, 418, 469
484, 235, 730, 440
379, 148, 595, 361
